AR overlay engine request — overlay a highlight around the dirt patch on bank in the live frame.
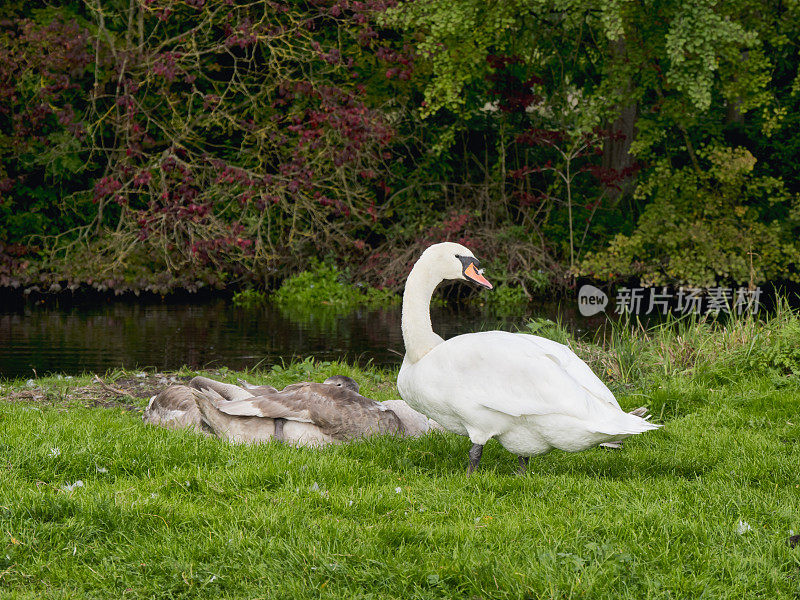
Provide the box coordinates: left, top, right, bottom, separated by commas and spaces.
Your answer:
0, 372, 210, 410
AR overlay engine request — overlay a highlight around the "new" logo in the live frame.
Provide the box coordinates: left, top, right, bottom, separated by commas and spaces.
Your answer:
577, 284, 608, 316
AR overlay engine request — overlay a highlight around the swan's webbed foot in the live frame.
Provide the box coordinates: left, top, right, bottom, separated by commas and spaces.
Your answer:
467, 443, 483, 475
274, 418, 286, 442
599, 441, 623, 450
516, 455, 529, 475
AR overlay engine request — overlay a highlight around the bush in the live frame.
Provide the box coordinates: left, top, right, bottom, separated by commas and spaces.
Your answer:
484, 284, 529, 314
272, 262, 397, 311
581, 146, 800, 287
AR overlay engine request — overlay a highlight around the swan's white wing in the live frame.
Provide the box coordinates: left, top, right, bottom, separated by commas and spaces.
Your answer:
512, 334, 620, 410
412, 331, 631, 433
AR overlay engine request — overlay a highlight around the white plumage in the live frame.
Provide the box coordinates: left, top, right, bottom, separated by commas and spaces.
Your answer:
396, 242, 660, 472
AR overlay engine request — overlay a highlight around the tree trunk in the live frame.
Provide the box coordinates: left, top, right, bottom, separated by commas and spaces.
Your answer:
602, 39, 638, 202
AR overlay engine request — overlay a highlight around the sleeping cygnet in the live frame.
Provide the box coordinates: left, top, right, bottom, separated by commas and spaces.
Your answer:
145, 375, 441, 446
142, 376, 256, 432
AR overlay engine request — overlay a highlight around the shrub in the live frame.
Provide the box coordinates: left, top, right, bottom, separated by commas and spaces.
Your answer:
272, 262, 397, 311
484, 284, 529, 315
581, 146, 800, 287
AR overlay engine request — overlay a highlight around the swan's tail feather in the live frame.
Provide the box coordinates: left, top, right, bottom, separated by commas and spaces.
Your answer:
591, 406, 661, 438
599, 406, 655, 448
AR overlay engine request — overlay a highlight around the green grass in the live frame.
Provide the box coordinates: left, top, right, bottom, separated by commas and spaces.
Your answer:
2, 318, 800, 597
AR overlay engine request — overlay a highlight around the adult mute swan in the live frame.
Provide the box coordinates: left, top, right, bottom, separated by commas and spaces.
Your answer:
396, 242, 660, 474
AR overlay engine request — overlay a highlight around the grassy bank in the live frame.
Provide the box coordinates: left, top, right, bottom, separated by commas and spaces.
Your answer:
2, 313, 800, 598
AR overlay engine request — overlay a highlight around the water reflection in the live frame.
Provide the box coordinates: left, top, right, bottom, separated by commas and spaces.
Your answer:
0, 296, 603, 379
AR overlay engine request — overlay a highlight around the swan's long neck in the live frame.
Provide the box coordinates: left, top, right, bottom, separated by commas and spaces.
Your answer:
401, 258, 444, 364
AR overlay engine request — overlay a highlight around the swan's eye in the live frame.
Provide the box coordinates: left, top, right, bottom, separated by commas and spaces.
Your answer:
456, 255, 479, 272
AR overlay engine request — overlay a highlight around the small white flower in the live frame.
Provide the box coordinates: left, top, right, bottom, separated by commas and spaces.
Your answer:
135, 372, 146, 378
394, 487, 402, 494
48, 447, 61, 458
65, 376, 73, 380
62, 480, 84, 492
736, 520, 752, 535
208, 575, 217, 583
25, 379, 35, 388
96, 466, 108, 474
348, 500, 353, 506
310, 482, 320, 492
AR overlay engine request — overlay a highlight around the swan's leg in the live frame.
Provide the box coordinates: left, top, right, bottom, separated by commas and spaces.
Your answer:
517, 456, 529, 475
599, 441, 623, 449
274, 418, 285, 442
467, 443, 483, 475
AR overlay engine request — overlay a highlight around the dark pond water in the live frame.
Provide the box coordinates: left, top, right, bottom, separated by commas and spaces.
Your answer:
0, 294, 602, 379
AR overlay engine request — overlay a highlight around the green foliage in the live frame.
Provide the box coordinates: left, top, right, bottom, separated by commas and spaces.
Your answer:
717, 300, 800, 378
745, 318, 800, 376
663, 1, 758, 111
526, 269, 550, 295
383, 0, 520, 116
273, 262, 398, 311
581, 146, 800, 286
231, 288, 267, 308
2, 0, 800, 293
483, 283, 528, 315
524, 316, 574, 347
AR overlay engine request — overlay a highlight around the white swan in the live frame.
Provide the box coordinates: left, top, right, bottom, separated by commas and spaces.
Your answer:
396, 242, 660, 473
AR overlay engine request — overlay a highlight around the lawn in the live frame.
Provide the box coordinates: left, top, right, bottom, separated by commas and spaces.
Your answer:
2, 314, 800, 599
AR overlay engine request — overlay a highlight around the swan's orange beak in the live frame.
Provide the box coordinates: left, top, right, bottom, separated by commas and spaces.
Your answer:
464, 262, 493, 289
